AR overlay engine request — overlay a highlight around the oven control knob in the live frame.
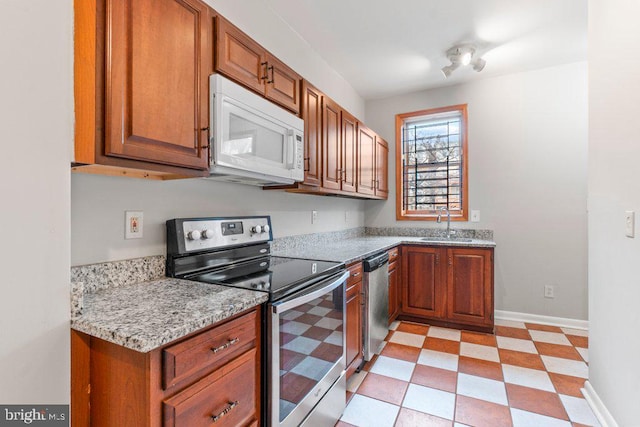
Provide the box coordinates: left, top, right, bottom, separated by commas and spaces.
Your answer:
251, 225, 262, 234
187, 230, 201, 240
262, 224, 270, 234
201, 229, 214, 239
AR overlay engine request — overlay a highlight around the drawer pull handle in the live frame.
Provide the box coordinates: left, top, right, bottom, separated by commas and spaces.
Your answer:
211, 401, 239, 422
352, 272, 361, 277
211, 337, 239, 354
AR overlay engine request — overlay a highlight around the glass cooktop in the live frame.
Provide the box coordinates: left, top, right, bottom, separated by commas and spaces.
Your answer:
185, 256, 344, 300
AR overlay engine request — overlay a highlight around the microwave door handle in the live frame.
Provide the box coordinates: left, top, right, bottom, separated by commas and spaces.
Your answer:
286, 129, 295, 169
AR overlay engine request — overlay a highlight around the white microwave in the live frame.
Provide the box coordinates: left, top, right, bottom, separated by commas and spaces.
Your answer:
208, 74, 304, 186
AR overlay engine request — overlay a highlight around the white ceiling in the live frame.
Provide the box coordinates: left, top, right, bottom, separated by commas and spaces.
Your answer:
264, 0, 587, 100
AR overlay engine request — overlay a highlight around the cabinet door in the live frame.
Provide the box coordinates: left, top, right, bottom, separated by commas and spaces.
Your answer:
345, 280, 363, 378
341, 110, 358, 193
264, 52, 301, 114
446, 248, 494, 328
301, 81, 322, 186
322, 97, 342, 191
375, 136, 389, 198
105, 0, 211, 170
402, 247, 445, 318
215, 16, 265, 94
357, 125, 376, 196
388, 261, 400, 323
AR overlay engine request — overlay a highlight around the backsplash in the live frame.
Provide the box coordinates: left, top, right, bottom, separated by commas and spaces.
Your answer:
365, 227, 493, 240
270, 227, 365, 251
70, 255, 165, 318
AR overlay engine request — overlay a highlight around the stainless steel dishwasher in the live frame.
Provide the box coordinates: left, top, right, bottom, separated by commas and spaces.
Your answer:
362, 251, 390, 361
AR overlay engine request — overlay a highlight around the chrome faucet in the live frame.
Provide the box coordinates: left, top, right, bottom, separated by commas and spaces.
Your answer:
436, 207, 454, 238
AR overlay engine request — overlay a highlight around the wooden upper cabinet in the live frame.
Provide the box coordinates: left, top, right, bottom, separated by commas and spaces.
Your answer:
341, 110, 358, 193
322, 97, 342, 191
215, 16, 301, 114
301, 81, 322, 186
446, 248, 494, 328
321, 100, 357, 193
74, 0, 212, 178
104, 0, 211, 170
264, 52, 301, 114
357, 124, 376, 196
215, 16, 264, 94
375, 136, 389, 198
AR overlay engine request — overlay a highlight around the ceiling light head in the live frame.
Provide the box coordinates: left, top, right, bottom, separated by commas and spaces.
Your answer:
441, 63, 459, 78
446, 45, 476, 66
472, 57, 486, 72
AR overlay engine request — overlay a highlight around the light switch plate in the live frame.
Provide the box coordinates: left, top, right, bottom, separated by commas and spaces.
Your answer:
625, 211, 635, 238
471, 210, 481, 222
125, 211, 143, 239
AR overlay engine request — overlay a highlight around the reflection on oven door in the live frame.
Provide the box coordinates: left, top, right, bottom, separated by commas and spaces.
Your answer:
270, 278, 347, 427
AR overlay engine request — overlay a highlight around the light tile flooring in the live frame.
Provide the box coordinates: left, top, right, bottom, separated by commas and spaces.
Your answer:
337, 319, 598, 427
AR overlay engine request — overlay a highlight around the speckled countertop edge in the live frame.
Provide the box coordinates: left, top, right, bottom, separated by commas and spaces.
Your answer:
71, 278, 268, 352
272, 236, 496, 264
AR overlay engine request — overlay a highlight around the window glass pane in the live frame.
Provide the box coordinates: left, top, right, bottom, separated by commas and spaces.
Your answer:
400, 107, 465, 215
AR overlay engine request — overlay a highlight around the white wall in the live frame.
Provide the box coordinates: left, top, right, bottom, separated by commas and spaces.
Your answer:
365, 62, 588, 320
204, 0, 365, 119
71, 174, 365, 265
588, 0, 640, 424
0, 1, 72, 403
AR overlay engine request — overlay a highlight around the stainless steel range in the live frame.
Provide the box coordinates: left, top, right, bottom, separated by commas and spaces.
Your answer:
166, 216, 348, 427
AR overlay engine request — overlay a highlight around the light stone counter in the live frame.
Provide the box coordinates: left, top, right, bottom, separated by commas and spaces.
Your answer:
272, 236, 496, 264
71, 278, 268, 353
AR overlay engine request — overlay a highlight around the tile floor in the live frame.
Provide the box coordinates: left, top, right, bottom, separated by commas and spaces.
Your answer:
337, 319, 598, 427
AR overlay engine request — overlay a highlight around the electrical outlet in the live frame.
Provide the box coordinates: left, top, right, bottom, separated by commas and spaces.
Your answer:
471, 210, 481, 222
544, 285, 554, 299
125, 211, 143, 239
345, 211, 350, 222
312, 210, 318, 224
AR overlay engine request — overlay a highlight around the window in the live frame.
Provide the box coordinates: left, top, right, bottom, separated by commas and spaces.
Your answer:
396, 104, 468, 221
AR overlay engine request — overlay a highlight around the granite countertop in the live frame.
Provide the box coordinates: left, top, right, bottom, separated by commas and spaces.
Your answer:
71, 278, 268, 353
272, 235, 496, 264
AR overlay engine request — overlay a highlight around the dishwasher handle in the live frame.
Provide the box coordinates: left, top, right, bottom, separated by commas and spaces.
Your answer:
363, 252, 390, 272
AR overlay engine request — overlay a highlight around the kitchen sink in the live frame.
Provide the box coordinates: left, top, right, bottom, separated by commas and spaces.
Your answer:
421, 237, 474, 243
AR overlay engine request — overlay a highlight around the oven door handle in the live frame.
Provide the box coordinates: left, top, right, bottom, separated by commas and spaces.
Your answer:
272, 271, 349, 313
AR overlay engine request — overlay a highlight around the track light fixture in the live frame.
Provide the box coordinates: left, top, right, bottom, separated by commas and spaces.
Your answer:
441, 45, 486, 78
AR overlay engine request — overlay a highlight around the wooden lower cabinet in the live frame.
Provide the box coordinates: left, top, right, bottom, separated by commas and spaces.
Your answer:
401, 246, 494, 332
402, 246, 445, 319
345, 262, 363, 379
71, 307, 261, 426
387, 247, 401, 323
163, 349, 258, 427
447, 248, 494, 329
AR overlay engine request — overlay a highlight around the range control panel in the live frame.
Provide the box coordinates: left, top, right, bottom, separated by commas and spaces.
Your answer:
167, 216, 272, 255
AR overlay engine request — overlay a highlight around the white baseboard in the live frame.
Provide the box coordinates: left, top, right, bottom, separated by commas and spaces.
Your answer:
582, 381, 619, 427
494, 310, 588, 330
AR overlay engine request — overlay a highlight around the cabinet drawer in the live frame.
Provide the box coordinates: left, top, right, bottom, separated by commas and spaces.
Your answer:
163, 310, 257, 389
346, 262, 363, 286
387, 247, 399, 264
164, 348, 259, 427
